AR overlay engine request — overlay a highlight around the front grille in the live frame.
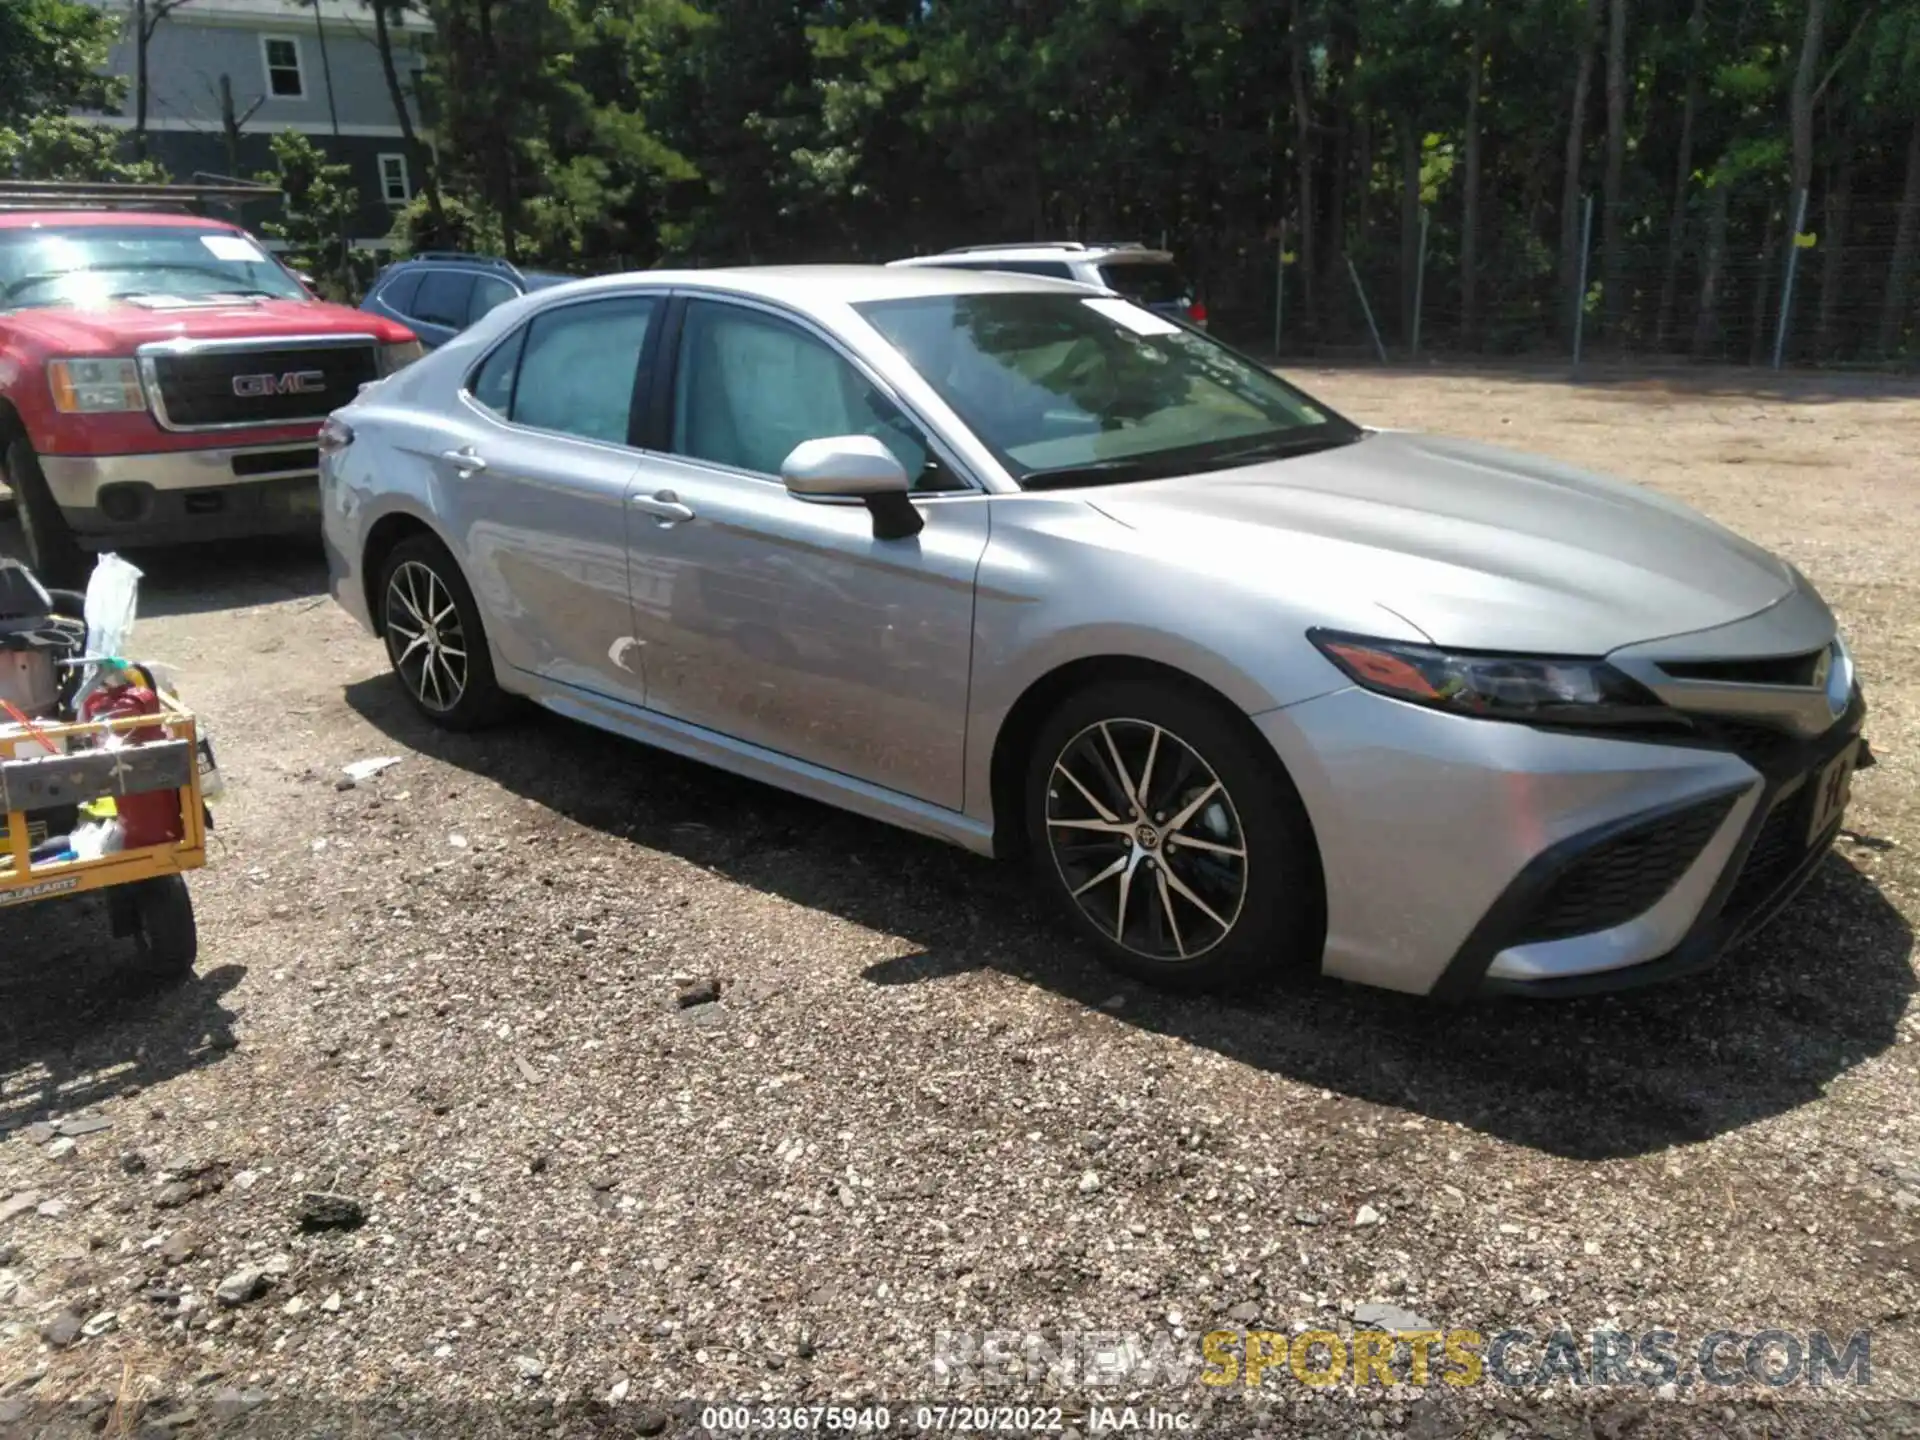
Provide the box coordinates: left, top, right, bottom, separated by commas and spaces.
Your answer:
148, 345, 376, 428
1660, 650, 1825, 686
1722, 787, 1828, 921
1514, 793, 1738, 945
1688, 716, 1802, 774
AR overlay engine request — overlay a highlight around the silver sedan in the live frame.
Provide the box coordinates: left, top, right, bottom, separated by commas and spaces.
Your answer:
319, 265, 1869, 997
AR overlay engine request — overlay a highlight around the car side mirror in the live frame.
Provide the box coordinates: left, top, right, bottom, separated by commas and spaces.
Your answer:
780, 435, 924, 540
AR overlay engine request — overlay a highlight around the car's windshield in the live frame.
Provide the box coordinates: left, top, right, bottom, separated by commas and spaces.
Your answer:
856, 291, 1359, 487
0, 224, 307, 310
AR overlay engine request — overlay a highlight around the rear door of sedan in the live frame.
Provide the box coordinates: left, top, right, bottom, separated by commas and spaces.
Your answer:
617, 292, 989, 812
436, 290, 663, 704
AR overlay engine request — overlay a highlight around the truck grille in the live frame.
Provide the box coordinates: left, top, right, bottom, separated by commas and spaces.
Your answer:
145, 343, 377, 429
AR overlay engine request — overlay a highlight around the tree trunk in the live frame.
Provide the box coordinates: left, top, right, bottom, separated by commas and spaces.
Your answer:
1747, 217, 1777, 366
1814, 152, 1851, 357
1289, 0, 1318, 335
134, 0, 151, 161
218, 74, 239, 175
1788, 0, 1825, 200
1878, 117, 1920, 355
1690, 173, 1733, 357
1400, 121, 1421, 342
1600, 0, 1628, 336
1557, 0, 1603, 341
371, 0, 445, 240
1654, 0, 1706, 350
1460, 18, 1483, 345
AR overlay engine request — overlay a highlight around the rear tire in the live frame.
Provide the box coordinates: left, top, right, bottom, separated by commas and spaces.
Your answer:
129, 875, 197, 981
1023, 679, 1322, 991
376, 534, 511, 730
3, 438, 85, 588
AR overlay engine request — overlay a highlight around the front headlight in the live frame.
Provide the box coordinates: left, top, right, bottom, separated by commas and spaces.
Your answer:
1309, 629, 1671, 726
48, 358, 147, 414
378, 340, 425, 375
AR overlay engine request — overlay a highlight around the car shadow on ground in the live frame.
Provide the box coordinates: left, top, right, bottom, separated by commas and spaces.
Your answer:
0, 505, 327, 618
0, 891, 243, 1136
344, 677, 1915, 1163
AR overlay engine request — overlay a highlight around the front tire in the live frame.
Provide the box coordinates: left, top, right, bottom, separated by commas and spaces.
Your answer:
1024, 679, 1322, 991
377, 534, 510, 730
3, 438, 85, 588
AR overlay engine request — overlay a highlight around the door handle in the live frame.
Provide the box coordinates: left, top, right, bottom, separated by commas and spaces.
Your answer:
631, 489, 695, 524
441, 446, 487, 475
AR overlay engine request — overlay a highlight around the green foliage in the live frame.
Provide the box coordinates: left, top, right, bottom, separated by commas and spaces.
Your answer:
0, 0, 124, 131
0, 116, 169, 184
255, 133, 366, 301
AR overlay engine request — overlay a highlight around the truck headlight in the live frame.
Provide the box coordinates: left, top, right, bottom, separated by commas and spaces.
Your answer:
48, 358, 147, 414
378, 340, 424, 375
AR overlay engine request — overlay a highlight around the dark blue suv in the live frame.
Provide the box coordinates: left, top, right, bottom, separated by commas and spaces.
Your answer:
359, 253, 570, 350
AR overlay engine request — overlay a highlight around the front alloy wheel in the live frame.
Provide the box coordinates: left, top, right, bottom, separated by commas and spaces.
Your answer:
1025, 680, 1322, 990
1046, 719, 1249, 961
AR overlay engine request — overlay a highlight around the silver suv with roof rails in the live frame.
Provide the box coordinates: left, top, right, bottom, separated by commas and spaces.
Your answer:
888, 242, 1206, 327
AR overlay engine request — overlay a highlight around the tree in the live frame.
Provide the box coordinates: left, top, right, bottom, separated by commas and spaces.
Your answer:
0, 0, 123, 130
1599, 0, 1628, 336
1558, 0, 1603, 340
131, 0, 198, 160
255, 131, 361, 298
0, 115, 168, 182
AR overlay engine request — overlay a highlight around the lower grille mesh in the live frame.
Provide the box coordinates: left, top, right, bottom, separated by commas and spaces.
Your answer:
1514, 794, 1738, 945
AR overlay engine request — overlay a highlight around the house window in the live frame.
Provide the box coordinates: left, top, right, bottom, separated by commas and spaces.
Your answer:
378, 153, 411, 205
262, 36, 305, 98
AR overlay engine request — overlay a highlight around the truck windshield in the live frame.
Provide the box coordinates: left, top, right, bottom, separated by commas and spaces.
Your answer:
0, 225, 309, 310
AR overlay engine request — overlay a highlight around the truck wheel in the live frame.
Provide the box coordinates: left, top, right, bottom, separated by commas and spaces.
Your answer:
129, 875, 198, 981
3, 438, 85, 588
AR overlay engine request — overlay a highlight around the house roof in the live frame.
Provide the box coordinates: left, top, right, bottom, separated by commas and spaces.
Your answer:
84, 0, 420, 30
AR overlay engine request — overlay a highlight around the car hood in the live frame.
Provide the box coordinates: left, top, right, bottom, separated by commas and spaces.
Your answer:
4, 297, 412, 353
1088, 430, 1798, 654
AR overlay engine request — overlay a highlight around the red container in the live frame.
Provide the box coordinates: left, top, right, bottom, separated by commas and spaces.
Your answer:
81, 681, 183, 847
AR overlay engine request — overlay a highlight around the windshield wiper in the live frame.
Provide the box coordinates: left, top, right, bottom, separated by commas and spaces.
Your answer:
1018, 458, 1161, 491
1204, 431, 1363, 468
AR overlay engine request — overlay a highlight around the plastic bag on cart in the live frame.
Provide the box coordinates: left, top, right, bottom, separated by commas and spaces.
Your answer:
83, 554, 143, 665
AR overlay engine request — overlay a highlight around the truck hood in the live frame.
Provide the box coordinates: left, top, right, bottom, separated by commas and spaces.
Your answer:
1088, 430, 1799, 655
4, 297, 410, 353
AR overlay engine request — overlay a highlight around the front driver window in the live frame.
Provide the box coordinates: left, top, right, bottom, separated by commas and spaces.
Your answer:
510, 296, 656, 444
670, 300, 957, 491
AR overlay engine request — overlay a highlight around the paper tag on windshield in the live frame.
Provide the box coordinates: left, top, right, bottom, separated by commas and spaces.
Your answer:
1082, 297, 1181, 336
201, 234, 266, 263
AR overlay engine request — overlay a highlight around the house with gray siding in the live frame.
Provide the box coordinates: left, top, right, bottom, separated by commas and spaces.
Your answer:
73, 0, 428, 247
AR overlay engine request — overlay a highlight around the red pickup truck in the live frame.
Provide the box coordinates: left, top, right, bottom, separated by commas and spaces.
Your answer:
0, 182, 419, 583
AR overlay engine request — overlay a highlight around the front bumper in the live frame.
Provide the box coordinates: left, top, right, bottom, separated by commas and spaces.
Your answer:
1256, 686, 1865, 997
40, 445, 323, 546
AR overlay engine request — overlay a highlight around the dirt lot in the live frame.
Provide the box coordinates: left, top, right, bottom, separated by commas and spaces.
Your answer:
2, 366, 1919, 1438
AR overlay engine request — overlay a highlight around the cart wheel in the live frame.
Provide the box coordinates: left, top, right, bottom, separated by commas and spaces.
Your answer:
129, 876, 198, 980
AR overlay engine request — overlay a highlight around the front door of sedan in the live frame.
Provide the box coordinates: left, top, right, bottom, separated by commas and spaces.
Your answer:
436, 292, 660, 704
622, 296, 988, 811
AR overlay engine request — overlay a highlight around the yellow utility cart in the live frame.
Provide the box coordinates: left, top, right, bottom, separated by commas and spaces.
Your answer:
0, 692, 205, 974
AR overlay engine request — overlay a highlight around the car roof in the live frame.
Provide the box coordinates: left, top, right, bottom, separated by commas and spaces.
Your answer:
529, 263, 1098, 311
0, 211, 245, 232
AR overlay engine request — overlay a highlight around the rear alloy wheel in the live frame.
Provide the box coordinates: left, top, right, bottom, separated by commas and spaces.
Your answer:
1025, 680, 1321, 990
377, 535, 510, 730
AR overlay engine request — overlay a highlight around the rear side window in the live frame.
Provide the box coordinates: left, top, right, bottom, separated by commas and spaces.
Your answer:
468, 327, 525, 417
377, 270, 422, 313
469, 274, 517, 324
1097, 261, 1192, 306
948, 259, 1074, 280
412, 270, 475, 327
509, 296, 657, 445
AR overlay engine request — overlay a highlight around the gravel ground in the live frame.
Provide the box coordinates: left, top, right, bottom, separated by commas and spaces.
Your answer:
2, 365, 1918, 1439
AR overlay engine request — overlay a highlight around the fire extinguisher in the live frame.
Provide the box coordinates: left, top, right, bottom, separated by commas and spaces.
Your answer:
82, 668, 183, 848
